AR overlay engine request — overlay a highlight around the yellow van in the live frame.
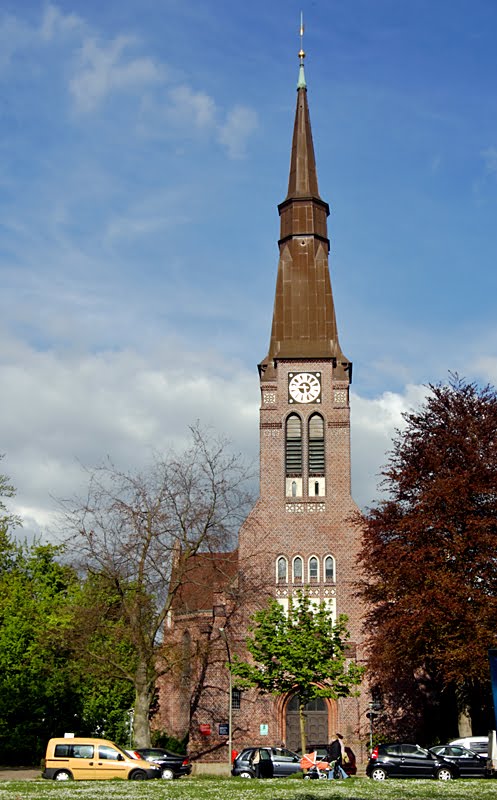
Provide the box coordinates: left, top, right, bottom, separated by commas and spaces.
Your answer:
42, 737, 162, 781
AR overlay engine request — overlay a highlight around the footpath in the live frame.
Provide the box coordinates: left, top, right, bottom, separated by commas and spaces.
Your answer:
0, 767, 40, 781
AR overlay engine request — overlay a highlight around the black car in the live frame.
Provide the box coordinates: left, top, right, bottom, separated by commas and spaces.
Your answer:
429, 745, 488, 778
132, 748, 191, 779
232, 747, 301, 778
367, 743, 457, 781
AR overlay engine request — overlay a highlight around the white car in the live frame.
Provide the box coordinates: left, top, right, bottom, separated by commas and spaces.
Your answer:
449, 737, 488, 757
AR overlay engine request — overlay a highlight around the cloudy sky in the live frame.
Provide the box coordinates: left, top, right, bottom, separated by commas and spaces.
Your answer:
1, 0, 497, 539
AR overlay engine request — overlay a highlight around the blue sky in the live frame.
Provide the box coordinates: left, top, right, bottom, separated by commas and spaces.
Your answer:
1, 0, 497, 536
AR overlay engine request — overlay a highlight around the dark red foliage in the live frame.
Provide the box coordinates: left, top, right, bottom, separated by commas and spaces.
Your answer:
357, 375, 497, 739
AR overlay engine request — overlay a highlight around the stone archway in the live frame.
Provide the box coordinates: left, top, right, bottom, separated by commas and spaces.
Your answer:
285, 695, 329, 752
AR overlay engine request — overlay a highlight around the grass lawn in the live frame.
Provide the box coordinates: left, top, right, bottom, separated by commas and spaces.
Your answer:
0, 775, 495, 800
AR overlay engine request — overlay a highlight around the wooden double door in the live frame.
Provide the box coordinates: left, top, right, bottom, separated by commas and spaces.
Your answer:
285, 696, 328, 752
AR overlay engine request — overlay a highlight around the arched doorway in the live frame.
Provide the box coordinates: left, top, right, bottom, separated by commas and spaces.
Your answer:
285, 695, 329, 751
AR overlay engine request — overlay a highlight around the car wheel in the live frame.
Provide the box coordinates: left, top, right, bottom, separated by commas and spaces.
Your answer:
129, 770, 147, 780
161, 768, 175, 780
54, 770, 72, 781
239, 770, 254, 778
436, 768, 453, 781
370, 767, 387, 781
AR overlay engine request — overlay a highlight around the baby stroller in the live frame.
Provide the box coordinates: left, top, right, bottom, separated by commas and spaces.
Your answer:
300, 751, 331, 780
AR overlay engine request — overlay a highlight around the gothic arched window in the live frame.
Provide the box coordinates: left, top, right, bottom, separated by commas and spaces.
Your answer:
308, 413, 325, 474
286, 414, 302, 475
293, 556, 303, 583
277, 556, 288, 583
309, 556, 318, 581
324, 555, 335, 583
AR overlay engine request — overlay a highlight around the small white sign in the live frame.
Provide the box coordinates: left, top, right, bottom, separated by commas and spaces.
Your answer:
260, 724, 268, 736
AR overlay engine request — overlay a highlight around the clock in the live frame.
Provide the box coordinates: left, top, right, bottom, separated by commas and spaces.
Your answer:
288, 372, 321, 404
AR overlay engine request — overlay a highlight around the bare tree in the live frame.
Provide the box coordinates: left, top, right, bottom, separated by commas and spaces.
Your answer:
60, 425, 254, 746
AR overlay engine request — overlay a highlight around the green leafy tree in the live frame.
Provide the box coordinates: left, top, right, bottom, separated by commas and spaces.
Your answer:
230, 591, 364, 754
357, 375, 497, 741
0, 534, 80, 764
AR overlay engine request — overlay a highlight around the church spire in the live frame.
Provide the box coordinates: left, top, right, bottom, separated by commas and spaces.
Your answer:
259, 29, 351, 382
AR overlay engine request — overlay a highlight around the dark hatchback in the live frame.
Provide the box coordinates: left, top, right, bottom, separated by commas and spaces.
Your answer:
367, 743, 457, 781
133, 748, 191, 780
429, 745, 488, 778
232, 747, 301, 778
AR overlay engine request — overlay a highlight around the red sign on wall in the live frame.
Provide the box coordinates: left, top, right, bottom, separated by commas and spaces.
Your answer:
199, 724, 211, 736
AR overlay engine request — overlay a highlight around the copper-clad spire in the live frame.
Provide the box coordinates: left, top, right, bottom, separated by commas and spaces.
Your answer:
259, 29, 351, 381
286, 16, 321, 201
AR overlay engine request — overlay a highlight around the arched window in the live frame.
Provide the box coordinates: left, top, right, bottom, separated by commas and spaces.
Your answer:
286, 414, 302, 475
309, 556, 318, 581
308, 414, 325, 474
324, 556, 335, 583
293, 556, 303, 583
277, 556, 288, 583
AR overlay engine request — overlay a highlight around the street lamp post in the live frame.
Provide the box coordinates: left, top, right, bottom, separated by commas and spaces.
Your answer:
366, 701, 381, 753
219, 627, 233, 773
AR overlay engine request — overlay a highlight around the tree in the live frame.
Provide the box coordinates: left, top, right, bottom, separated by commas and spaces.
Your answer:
59, 425, 254, 747
229, 590, 364, 754
357, 375, 497, 741
0, 533, 81, 763
0, 455, 21, 535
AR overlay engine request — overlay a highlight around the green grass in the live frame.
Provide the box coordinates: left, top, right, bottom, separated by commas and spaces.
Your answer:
0, 775, 495, 800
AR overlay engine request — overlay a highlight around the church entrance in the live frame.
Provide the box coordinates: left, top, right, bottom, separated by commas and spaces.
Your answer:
285, 695, 329, 752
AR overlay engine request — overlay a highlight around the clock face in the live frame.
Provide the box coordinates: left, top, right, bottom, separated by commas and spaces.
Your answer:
288, 372, 321, 404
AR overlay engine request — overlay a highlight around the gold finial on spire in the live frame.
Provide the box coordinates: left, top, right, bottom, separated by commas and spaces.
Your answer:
299, 11, 305, 60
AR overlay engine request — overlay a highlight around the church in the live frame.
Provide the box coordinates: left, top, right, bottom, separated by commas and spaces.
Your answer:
157, 39, 368, 766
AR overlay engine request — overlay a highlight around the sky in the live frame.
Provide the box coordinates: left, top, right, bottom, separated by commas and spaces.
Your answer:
1, 0, 497, 540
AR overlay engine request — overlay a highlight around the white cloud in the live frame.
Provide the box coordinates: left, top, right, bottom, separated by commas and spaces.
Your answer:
169, 85, 217, 130
138, 88, 258, 157
70, 34, 163, 113
350, 384, 429, 508
217, 105, 259, 159
0, 338, 259, 540
40, 4, 84, 41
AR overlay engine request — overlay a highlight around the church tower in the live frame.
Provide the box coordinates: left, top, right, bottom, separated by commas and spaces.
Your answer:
237, 38, 365, 749
157, 32, 367, 766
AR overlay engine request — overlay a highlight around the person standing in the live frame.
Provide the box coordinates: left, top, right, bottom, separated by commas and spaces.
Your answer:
326, 733, 348, 779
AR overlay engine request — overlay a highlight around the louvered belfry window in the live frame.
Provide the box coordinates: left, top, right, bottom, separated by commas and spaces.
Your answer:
286, 414, 302, 475
308, 414, 325, 474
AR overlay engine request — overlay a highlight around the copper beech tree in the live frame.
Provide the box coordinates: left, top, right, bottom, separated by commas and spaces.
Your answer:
357, 375, 497, 742
60, 426, 254, 747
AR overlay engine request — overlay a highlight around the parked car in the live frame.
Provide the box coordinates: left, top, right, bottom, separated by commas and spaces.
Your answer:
132, 748, 191, 779
449, 736, 489, 757
42, 737, 162, 781
296, 744, 357, 776
367, 743, 457, 781
429, 745, 488, 777
232, 746, 301, 778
